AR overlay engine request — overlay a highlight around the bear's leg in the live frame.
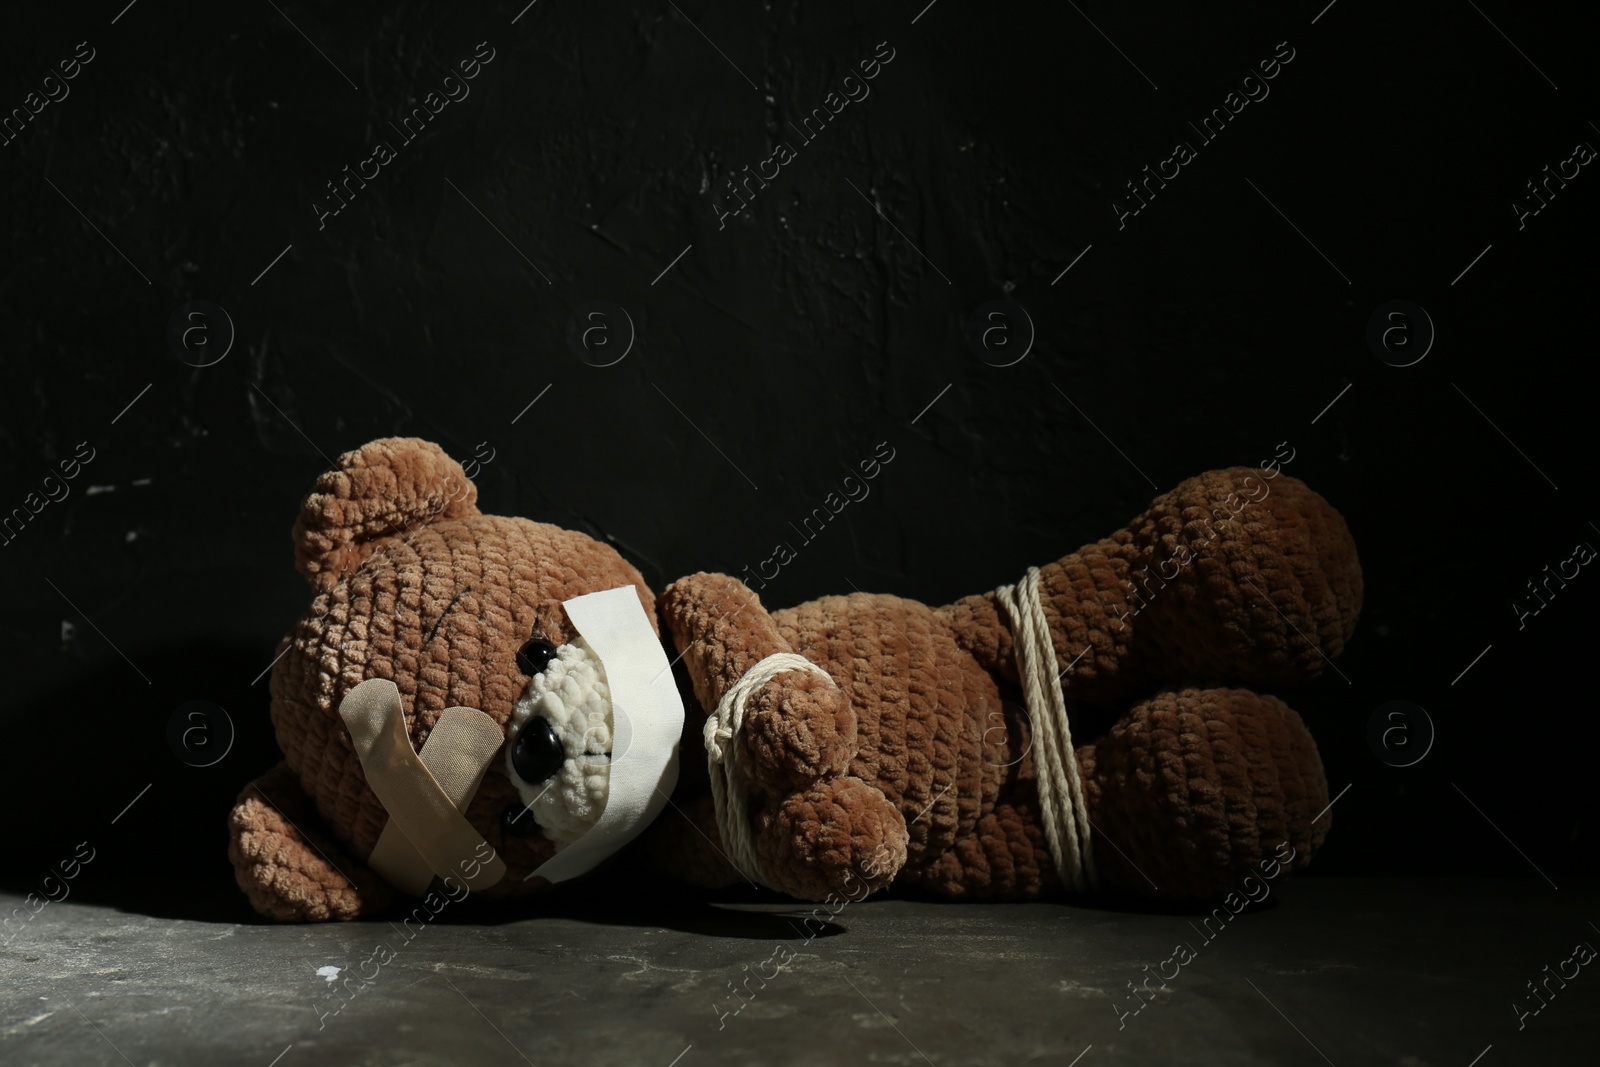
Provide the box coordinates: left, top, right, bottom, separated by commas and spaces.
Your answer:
938, 469, 1362, 700
1078, 687, 1329, 900
750, 776, 908, 901
228, 762, 392, 921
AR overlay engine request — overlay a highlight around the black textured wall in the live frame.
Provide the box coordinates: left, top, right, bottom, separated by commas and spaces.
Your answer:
2, 1, 1594, 904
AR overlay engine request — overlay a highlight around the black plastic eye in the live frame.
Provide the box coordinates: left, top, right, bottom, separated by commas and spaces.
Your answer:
517, 638, 558, 677
511, 716, 565, 783
501, 802, 542, 838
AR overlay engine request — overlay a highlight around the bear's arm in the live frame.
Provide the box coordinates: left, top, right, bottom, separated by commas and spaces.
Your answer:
659, 571, 857, 790
228, 762, 393, 922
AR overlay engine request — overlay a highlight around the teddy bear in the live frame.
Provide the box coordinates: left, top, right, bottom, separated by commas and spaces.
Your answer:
230, 436, 1360, 921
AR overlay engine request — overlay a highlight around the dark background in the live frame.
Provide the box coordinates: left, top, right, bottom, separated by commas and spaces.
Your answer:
1, 0, 1593, 913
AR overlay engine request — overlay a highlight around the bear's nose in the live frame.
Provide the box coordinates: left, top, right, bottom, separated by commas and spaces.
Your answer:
511, 716, 565, 783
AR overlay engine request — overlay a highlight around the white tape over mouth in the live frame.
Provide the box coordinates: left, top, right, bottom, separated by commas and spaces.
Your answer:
525, 584, 684, 883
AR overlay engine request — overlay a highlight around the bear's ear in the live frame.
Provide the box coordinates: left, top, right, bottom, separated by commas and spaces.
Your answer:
291, 437, 479, 593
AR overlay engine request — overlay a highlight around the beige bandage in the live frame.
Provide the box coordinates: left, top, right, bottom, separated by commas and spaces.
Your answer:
338, 679, 507, 893
367, 706, 506, 894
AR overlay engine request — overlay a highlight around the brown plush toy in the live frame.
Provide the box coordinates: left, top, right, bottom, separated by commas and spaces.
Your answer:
228, 437, 689, 921
231, 437, 1358, 921
645, 464, 1360, 903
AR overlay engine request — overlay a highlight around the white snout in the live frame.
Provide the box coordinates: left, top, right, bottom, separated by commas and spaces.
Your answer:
505, 638, 614, 849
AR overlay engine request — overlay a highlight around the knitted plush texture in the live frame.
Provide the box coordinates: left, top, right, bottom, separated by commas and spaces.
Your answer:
230, 440, 1360, 919
650, 466, 1360, 902
228, 762, 393, 921
228, 438, 658, 921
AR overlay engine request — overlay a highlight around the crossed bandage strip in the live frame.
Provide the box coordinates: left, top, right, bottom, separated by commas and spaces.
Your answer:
338, 678, 507, 894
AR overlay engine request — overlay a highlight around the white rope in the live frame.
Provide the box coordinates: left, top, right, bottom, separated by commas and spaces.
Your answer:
704, 651, 832, 888
993, 566, 1099, 894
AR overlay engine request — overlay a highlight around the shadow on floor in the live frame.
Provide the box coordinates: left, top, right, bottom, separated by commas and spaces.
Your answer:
2, 641, 1277, 938
0, 642, 856, 939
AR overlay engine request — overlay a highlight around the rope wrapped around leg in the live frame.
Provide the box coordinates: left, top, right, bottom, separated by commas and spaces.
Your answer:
993, 566, 1099, 894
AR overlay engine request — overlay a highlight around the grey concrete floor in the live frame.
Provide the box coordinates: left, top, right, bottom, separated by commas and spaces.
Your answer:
2, 878, 1595, 1066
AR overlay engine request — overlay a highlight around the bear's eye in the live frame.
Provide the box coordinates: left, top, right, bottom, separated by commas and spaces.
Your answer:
511, 717, 565, 783
516, 638, 558, 677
